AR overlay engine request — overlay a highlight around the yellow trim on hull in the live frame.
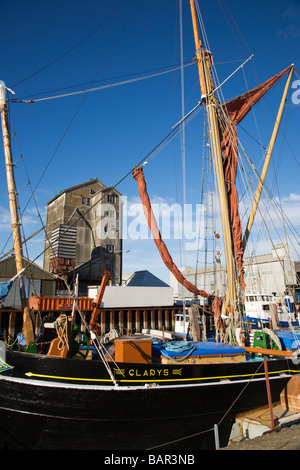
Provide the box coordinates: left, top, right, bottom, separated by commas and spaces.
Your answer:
25, 368, 298, 384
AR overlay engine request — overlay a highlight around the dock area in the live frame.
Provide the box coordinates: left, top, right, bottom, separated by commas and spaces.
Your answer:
223, 420, 300, 451
224, 374, 300, 450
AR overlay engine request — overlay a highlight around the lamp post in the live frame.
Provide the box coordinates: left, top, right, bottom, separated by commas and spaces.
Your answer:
115, 250, 130, 285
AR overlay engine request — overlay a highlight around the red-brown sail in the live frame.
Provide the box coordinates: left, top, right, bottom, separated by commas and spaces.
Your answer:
132, 66, 292, 303
220, 65, 292, 290
132, 166, 213, 299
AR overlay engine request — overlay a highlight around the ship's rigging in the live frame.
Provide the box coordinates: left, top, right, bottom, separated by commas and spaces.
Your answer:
0, 0, 299, 329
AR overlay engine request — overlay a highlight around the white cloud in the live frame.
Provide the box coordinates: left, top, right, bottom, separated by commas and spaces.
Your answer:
282, 192, 300, 203
278, 2, 300, 38
0, 203, 46, 262
0, 206, 13, 230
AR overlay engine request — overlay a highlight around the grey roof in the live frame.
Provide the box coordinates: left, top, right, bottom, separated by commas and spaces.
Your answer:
126, 270, 170, 287
47, 178, 122, 205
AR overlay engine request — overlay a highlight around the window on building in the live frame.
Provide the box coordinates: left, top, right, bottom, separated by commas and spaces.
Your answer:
106, 244, 115, 253
104, 210, 115, 217
107, 194, 117, 203
82, 197, 90, 205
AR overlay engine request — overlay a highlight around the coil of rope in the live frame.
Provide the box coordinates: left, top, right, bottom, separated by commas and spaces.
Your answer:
161, 341, 196, 362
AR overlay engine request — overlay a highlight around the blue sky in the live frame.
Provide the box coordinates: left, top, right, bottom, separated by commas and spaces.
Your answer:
0, 0, 299, 284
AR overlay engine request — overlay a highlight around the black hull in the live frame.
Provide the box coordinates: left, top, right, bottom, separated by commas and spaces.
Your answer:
1, 351, 299, 450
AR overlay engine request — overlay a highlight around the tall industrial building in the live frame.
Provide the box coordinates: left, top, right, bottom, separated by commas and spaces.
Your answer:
43, 178, 122, 292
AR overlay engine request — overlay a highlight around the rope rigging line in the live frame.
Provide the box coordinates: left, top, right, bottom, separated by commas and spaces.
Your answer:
217, 359, 265, 427
1, 0, 140, 280
20, 100, 203, 273
6, 63, 198, 271
15, 61, 196, 102
241, 67, 270, 171
194, 113, 220, 291
0, 99, 203, 294
146, 359, 267, 450
220, 116, 300, 300
7, 0, 140, 256
215, 61, 300, 265
217, 0, 253, 57
237, 123, 300, 261
12, 62, 196, 104
11, 0, 131, 88
61, 277, 123, 385
218, 99, 300, 288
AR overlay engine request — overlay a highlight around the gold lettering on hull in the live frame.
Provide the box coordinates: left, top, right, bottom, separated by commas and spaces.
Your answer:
113, 367, 183, 379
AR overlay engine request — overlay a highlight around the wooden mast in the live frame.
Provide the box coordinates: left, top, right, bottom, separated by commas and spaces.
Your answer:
0, 81, 35, 344
243, 65, 294, 249
189, 0, 237, 315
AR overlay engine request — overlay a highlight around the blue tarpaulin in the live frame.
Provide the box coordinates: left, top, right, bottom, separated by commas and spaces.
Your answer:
0, 268, 25, 301
276, 329, 300, 350
153, 340, 246, 358
0, 280, 12, 300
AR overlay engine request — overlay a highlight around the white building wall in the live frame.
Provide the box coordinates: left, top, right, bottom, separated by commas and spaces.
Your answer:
170, 243, 298, 301
88, 286, 174, 308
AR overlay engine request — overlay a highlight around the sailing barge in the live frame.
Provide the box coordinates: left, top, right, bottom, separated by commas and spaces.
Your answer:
2, 340, 298, 450
1, 0, 299, 450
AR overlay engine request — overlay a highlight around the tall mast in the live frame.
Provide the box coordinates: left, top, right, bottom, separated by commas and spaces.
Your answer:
0, 81, 35, 344
189, 0, 237, 314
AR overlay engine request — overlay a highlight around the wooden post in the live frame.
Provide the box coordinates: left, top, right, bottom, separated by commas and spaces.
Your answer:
119, 310, 124, 335
127, 310, 132, 333
8, 311, 16, 339
110, 311, 114, 331
0, 82, 34, 345
143, 310, 148, 329
171, 309, 176, 332
270, 303, 279, 330
135, 310, 140, 333
150, 310, 155, 329
158, 309, 162, 331
101, 311, 106, 335
189, 305, 201, 341
263, 357, 275, 430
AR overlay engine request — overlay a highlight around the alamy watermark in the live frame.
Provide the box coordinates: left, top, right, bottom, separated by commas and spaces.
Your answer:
96, 196, 206, 251
292, 80, 300, 104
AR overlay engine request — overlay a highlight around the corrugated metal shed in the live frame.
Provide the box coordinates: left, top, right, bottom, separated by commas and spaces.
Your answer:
0, 255, 54, 279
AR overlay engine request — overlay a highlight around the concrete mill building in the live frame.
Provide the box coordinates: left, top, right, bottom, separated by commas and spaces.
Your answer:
43, 178, 123, 292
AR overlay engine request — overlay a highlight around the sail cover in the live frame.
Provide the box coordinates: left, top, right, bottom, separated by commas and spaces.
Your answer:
219, 65, 291, 290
